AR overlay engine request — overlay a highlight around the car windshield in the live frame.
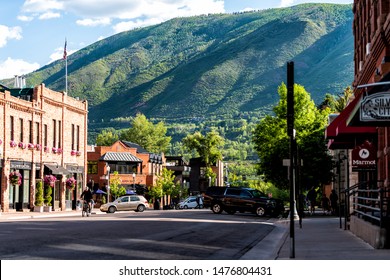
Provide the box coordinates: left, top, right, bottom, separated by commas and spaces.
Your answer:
248, 189, 266, 198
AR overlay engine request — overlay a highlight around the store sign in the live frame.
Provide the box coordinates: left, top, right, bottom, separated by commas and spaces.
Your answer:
352, 141, 376, 171
360, 92, 390, 121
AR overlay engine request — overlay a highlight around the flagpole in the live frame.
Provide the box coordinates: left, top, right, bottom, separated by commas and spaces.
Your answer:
63, 38, 68, 95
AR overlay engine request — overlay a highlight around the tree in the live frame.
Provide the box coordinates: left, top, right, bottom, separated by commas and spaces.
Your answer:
155, 168, 177, 197
109, 171, 126, 199
96, 128, 119, 146
182, 131, 224, 167
252, 83, 333, 191
35, 180, 44, 207
120, 113, 171, 153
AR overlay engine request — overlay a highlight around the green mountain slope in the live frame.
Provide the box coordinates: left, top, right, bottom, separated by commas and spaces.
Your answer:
2, 3, 354, 126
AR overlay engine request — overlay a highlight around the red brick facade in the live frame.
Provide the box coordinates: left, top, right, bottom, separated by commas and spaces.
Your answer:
0, 83, 88, 212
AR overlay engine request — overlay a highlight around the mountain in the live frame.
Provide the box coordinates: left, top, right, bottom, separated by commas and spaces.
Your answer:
2, 3, 354, 129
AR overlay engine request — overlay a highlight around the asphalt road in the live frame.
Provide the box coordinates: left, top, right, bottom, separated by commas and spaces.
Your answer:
0, 209, 276, 260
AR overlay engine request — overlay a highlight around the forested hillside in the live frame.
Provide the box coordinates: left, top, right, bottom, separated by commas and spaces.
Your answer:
1, 3, 354, 153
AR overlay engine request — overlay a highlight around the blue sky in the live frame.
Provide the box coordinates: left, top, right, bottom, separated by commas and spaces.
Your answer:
0, 0, 353, 80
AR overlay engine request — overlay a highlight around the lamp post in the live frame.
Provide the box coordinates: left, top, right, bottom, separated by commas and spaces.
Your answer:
132, 172, 136, 190
106, 165, 110, 203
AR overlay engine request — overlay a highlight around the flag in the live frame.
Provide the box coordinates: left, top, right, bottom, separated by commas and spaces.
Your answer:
63, 39, 67, 60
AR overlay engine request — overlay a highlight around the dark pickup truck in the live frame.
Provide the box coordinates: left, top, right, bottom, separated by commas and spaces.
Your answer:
203, 186, 285, 217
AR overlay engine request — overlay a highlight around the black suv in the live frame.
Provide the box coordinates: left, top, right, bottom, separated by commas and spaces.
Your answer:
203, 187, 285, 217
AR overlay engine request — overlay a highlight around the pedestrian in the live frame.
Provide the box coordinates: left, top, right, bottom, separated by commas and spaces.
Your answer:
321, 194, 330, 215
329, 189, 339, 215
306, 187, 317, 215
195, 194, 202, 209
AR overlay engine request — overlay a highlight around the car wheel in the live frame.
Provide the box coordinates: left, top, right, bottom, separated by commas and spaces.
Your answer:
255, 206, 265, 217
184, 205, 188, 209
212, 203, 223, 214
137, 204, 145, 212
108, 206, 116, 213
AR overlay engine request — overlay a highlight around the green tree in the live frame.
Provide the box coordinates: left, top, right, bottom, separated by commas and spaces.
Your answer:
252, 83, 333, 191
182, 131, 224, 167
109, 171, 126, 199
155, 168, 177, 197
96, 128, 119, 146
35, 180, 44, 207
120, 113, 171, 153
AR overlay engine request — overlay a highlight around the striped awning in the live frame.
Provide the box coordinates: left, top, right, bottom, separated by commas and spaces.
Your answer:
100, 152, 142, 162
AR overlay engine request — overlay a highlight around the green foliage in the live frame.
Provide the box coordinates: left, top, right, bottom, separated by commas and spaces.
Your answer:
155, 168, 177, 196
120, 113, 171, 153
35, 180, 44, 207
96, 128, 119, 146
182, 130, 224, 167
4, 4, 353, 128
109, 171, 126, 199
44, 186, 52, 206
252, 83, 333, 190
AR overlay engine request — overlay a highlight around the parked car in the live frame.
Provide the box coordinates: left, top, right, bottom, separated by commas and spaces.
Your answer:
178, 196, 203, 209
100, 195, 149, 213
203, 186, 285, 217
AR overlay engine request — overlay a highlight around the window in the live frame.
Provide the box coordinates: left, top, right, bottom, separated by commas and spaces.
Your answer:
71, 124, 75, 150
43, 124, 48, 146
130, 196, 140, 202
10, 116, 14, 141
76, 125, 80, 151
29, 121, 33, 143
35, 122, 40, 144
87, 161, 98, 174
58, 120, 62, 148
52, 119, 56, 147
19, 118, 23, 142
121, 197, 129, 203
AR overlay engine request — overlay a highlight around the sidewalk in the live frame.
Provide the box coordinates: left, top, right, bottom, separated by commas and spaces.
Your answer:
274, 215, 390, 260
0, 209, 97, 220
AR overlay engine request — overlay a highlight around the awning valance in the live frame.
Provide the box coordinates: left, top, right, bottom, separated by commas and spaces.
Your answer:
100, 152, 142, 163
45, 164, 70, 175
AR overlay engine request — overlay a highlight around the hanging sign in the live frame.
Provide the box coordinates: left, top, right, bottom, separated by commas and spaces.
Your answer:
352, 141, 376, 171
360, 92, 390, 121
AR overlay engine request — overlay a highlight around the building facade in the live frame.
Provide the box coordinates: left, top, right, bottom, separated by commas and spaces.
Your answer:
0, 83, 88, 212
326, 0, 390, 248
87, 140, 165, 203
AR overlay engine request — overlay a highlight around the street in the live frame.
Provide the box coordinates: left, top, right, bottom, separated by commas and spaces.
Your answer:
0, 209, 276, 260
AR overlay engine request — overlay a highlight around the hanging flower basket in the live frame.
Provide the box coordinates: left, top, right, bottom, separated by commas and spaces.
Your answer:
76, 151, 82, 156
44, 175, 57, 187
28, 143, 35, 150
10, 140, 17, 148
66, 177, 77, 189
44, 146, 50, 153
18, 142, 26, 149
71, 150, 77, 156
36, 144, 42, 151
9, 171, 22, 186
0, 139, 2, 145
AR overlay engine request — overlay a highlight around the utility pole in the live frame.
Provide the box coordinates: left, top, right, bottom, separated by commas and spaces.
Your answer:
287, 61, 295, 259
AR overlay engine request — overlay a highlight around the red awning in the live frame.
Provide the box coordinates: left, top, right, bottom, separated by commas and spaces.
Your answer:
325, 95, 376, 149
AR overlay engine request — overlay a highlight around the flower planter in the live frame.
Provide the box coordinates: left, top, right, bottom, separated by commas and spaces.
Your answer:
34, 206, 44, 212
43, 206, 52, 212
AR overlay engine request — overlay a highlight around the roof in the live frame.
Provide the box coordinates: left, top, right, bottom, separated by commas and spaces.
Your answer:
121, 140, 149, 153
100, 152, 142, 162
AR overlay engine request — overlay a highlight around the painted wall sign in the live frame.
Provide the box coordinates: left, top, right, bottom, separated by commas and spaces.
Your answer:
352, 140, 376, 171
360, 92, 390, 121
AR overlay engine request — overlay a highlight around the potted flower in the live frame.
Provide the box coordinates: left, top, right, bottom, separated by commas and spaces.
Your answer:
44, 185, 52, 212
28, 143, 35, 150
71, 150, 77, 156
36, 144, 42, 151
9, 171, 22, 186
66, 177, 77, 190
52, 147, 58, 154
34, 180, 44, 212
10, 140, 17, 148
44, 174, 57, 187
18, 142, 26, 149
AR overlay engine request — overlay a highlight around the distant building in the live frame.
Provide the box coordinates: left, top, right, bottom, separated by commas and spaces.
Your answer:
87, 140, 165, 201
0, 83, 88, 212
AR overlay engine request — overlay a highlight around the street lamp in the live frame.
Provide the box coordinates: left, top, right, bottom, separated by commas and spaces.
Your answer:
106, 164, 110, 203
132, 172, 136, 190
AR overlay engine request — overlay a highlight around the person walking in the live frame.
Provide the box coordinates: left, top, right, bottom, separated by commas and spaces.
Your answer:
329, 189, 339, 215
321, 194, 330, 215
307, 187, 317, 215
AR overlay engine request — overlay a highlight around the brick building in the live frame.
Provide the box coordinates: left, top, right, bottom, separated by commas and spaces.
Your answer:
0, 83, 88, 212
326, 1, 390, 248
87, 140, 165, 202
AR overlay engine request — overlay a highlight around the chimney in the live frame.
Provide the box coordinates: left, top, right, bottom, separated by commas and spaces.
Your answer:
14, 75, 19, 88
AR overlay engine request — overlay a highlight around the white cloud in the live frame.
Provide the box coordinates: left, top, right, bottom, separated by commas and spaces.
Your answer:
76, 18, 111, 27
39, 12, 61, 20
0, 57, 40, 80
21, 0, 64, 13
280, 0, 295, 8
17, 15, 34, 22
48, 46, 77, 63
0, 25, 22, 48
